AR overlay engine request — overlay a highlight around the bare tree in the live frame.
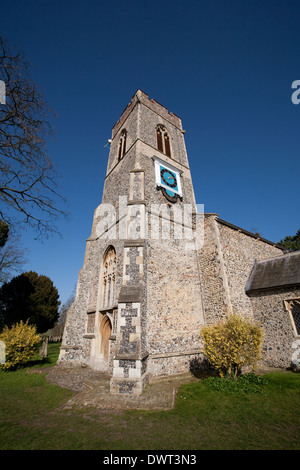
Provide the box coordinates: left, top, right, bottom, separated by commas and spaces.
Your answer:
0, 219, 26, 284
0, 233, 26, 284
0, 36, 68, 237
47, 293, 75, 340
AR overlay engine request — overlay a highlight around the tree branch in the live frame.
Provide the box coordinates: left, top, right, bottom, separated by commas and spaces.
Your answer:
0, 35, 69, 237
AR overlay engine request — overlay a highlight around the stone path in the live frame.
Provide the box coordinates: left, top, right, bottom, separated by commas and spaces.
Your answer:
42, 365, 199, 411
32, 364, 283, 411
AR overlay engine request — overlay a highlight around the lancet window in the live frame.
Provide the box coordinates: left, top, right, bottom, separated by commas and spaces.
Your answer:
156, 125, 171, 158
118, 129, 127, 161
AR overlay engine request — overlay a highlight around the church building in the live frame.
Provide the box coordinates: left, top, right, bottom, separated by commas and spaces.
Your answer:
59, 90, 300, 394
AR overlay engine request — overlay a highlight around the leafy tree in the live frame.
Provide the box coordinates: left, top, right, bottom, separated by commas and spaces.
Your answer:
279, 228, 300, 252
0, 35, 68, 237
0, 273, 33, 329
0, 271, 60, 333
25, 271, 60, 333
200, 313, 264, 378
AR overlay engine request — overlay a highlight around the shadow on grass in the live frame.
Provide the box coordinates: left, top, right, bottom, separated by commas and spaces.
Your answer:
0, 341, 61, 372
189, 357, 218, 379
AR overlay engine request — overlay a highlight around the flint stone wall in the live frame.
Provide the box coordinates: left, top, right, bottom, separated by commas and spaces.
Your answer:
198, 214, 284, 326
248, 287, 300, 368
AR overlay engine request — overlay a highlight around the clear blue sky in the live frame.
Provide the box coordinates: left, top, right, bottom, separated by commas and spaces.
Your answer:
1, 0, 300, 305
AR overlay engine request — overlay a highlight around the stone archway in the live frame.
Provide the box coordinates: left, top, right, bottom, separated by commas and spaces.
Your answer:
100, 315, 112, 362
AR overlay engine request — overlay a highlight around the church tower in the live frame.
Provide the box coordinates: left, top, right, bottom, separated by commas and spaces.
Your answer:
59, 90, 205, 395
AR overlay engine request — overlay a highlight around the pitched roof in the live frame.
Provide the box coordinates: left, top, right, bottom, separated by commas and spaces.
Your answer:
245, 251, 300, 293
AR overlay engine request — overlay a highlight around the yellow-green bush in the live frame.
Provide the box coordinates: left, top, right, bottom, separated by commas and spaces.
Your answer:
0, 320, 41, 370
200, 313, 263, 378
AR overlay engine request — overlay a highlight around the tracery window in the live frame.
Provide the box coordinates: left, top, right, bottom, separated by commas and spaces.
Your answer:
102, 246, 116, 308
118, 129, 127, 161
285, 298, 300, 336
156, 125, 171, 158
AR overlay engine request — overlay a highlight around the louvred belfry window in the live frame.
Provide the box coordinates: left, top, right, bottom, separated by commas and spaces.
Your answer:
164, 133, 171, 157
118, 129, 127, 161
157, 127, 163, 152
156, 125, 171, 157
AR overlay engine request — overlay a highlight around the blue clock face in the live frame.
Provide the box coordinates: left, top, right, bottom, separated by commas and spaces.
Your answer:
153, 157, 182, 203
160, 166, 178, 198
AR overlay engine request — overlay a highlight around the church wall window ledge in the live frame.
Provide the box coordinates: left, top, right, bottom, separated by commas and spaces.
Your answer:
60, 345, 82, 350
150, 349, 202, 359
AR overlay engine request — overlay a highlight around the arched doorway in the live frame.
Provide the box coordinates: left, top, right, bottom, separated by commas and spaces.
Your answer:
100, 315, 112, 362
91, 246, 116, 371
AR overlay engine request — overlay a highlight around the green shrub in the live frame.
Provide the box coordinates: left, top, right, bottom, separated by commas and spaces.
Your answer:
200, 313, 264, 378
0, 320, 41, 370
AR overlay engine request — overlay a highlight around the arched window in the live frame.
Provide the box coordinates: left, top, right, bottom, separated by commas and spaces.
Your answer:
156, 125, 171, 158
102, 246, 116, 308
118, 129, 127, 161
157, 127, 163, 153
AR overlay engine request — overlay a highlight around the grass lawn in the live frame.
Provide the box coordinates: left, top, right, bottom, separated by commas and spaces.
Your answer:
0, 342, 299, 450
